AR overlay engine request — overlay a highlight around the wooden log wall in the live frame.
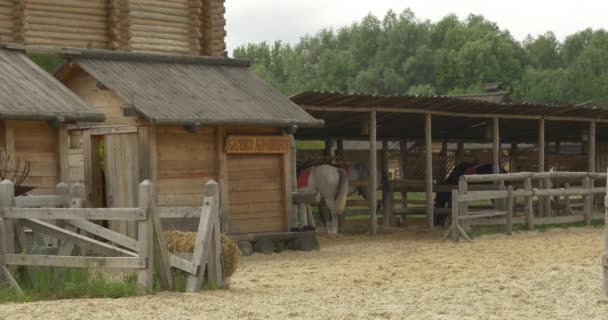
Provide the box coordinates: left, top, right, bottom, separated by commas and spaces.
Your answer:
0, 0, 15, 42
200, 0, 226, 56
2, 0, 227, 56
23, 0, 110, 49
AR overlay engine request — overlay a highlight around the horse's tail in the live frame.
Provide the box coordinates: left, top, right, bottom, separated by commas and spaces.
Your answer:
335, 168, 349, 215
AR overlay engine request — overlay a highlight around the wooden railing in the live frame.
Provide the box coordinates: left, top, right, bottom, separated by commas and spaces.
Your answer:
450, 172, 607, 242
0, 180, 153, 294
0, 180, 223, 295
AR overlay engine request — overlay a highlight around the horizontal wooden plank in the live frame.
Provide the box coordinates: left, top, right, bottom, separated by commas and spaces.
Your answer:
229, 231, 316, 242
157, 207, 201, 219
157, 194, 203, 207
232, 211, 283, 220
158, 178, 214, 195
231, 201, 283, 214
4, 255, 146, 269
66, 219, 139, 252
15, 196, 68, 208
459, 211, 507, 220
169, 253, 197, 275
228, 177, 281, 192
158, 159, 217, 170
4, 207, 146, 220
229, 190, 283, 205
225, 167, 280, 180
21, 219, 138, 257
231, 217, 283, 234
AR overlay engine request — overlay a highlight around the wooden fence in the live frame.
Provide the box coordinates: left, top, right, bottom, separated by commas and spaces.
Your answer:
0, 179, 222, 295
449, 172, 608, 242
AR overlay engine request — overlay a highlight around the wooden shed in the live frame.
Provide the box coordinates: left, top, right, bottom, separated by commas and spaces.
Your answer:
0, 45, 104, 195
55, 49, 322, 236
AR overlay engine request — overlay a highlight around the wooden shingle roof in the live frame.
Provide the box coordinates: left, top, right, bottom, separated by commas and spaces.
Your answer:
63, 50, 323, 128
0, 45, 104, 122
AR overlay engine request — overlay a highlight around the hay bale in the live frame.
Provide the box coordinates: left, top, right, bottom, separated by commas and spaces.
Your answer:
163, 230, 240, 280
221, 234, 239, 279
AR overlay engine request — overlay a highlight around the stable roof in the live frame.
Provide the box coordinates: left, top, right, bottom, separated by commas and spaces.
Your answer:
0, 44, 104, 122
291, 91, 608, 143
59, 50, 323, 128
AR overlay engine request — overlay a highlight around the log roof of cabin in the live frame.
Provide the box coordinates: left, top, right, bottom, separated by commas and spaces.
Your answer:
291, 91, 608, 143
0, 45, 104, 123
55, 49, 324, 128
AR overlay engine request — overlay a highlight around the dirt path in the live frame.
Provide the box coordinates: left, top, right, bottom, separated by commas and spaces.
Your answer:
1, 227, 608, 320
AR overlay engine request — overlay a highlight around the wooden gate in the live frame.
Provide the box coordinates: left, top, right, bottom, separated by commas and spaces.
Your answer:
227, 154, 285, 234
104, 133, 140, 237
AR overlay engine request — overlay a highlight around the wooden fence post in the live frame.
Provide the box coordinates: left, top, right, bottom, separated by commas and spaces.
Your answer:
506, 186, 514, 235
583, 176, 592, 225
186, 180, 219, 292
451, 190, 459, 242
603, 172, 608, 297
525, 177, 534, 230
137, 180, 154, 291
0, 180, 15, 257
458, 178, 468, 231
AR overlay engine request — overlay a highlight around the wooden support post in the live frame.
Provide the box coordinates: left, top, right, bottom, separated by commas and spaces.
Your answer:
82, 130, 93, 208
56, 182, 72, 255
425, 113, 434, 229
369, 111, 378, 235
205, 181, 223, 289
399, 140, 408, 224
583, 176, 592, 225
492, 117, 500, 174
506, 186, 514, 235
287, 134, 297, 230
451, 190, 459, 242
186, 181, 219, 292
151, 195, 174, 290
458, 178, 468, 231
137, 180, 154, 291
589, 121, 596, 211
525, 177, 534, 230
603, 172, 608, 297
336, 139, 344, 161
510, 143, 518, 172
217, 128, 231, 233
0, 180, 15, 257
58, 126, 70, 184
455, 142, 465, 165
382, 140, 392, 227
538, 119, 546, 217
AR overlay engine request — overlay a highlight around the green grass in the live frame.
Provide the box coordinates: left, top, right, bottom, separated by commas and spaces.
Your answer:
0, 267, 143, 303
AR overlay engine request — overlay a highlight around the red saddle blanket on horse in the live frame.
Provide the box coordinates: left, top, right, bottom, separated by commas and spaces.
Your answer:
297, 167, 314, 189
297, 165, 350, 189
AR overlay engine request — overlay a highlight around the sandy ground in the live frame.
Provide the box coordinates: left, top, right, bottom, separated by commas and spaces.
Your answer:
1, 227, 608, 320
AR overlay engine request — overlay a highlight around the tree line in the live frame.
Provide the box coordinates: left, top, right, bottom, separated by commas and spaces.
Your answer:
233, 9, 608, 105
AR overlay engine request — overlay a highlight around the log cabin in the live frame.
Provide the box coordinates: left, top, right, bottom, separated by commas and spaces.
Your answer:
0, 45, 104, 195
0, 0, 227, 57
55, 49, 322, 237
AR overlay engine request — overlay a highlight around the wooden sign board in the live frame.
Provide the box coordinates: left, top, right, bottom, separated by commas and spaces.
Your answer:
225, 135, 290, 154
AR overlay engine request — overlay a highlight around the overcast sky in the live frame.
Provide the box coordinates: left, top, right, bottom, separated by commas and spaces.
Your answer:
225, 0, 606, 55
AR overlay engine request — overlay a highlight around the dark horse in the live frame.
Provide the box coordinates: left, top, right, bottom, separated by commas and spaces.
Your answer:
434, 161, 508, 226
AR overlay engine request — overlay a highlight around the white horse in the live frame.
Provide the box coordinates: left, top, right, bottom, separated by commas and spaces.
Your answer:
297, 162, 381, 234
297, 165, 349, 234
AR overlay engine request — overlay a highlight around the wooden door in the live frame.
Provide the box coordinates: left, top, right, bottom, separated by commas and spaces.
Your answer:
104, 133, 140, 236
227, 154, 285, 234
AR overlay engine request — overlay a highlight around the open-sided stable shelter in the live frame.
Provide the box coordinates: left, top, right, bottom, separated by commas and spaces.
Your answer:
291, 91, 608, 234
